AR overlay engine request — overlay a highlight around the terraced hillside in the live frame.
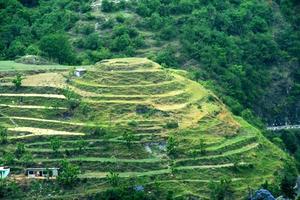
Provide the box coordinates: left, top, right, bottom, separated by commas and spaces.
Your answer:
0, 58, 290, 199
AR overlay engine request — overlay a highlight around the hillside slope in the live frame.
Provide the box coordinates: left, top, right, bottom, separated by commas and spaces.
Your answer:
0, 58, 291, 199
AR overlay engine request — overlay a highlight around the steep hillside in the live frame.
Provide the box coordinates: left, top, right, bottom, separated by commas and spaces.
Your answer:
0, 58, 292, 199
1, 0, 299, 126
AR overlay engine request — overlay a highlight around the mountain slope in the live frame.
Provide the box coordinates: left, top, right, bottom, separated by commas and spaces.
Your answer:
0, 58, 292, 199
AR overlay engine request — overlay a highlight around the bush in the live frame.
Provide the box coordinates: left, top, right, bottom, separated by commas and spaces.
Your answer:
0, 127, 8, 144
58, 160, 80, 187
164, 121, 179, 129
102, 0, 115, 12
92, 127, 107, 136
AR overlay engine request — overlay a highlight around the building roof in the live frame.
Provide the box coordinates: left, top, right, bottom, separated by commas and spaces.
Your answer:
26, 168, 59, 171
75, 68, 86, 72
0, 166, 9, 170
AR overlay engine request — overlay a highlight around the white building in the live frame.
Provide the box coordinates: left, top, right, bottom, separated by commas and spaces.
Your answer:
0, 166, 10, 179
74, 68, 87, 77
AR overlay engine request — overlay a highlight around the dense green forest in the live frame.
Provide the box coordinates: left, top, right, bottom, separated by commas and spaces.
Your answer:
0, 0, 299, 126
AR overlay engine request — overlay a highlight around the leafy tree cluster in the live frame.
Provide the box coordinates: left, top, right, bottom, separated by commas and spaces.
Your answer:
266, 129, 300, 169
0, 0, 88, 64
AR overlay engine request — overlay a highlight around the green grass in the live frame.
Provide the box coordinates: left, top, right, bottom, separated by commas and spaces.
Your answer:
0, 60, 78, 71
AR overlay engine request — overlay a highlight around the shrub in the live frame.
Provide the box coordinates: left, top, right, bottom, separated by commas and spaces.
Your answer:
164, 121, 178, 129
14, 143, 25, 159
0, 127, 8, 144
128, 120, 138, 127
102, 0, 115, 12
11, 74, 23, 90
92, 127, 107, 136
58, 160, 80, 187
115, 14, 126, 23
107, 172, 120, 187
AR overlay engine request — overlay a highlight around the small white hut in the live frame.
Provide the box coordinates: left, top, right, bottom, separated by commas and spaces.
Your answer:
0, 166, 10, 179
74, 68, 87, 77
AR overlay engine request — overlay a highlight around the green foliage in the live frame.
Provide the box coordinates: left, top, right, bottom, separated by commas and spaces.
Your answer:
92, 127, 107, 136
0, 180, 20, 199
164, 121, 178, 129
74, 138, 88, 152
123, 131, 134, 147
20, 153, 34, 167
11, 74, 23, 90
166, 136, 178, 156
14, 143, 26, 159
50, 137, 62, 154
39, 34, 75, 64
101, 0, 115, 12
2, 152, 15, 165
107, 171, 120, 187
57, 160, 80, 187
0, 127, 8, 144
209, 177, 235, 200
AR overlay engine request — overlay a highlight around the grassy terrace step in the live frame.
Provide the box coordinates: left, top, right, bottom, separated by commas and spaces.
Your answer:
175, 143, 259, 166
0, 60, 75, 71
0, 86, 64, 94
80, 70, 173, 85
80, 162, 248, 179
0, 104, 66, 110
25, 138, 165, 149
26, 145, 156, 160
0, 96, 67, 107
0, 107, 67, 120
86, 90, 186, 101
205, 135, 257, 154
71, 79, 185, 95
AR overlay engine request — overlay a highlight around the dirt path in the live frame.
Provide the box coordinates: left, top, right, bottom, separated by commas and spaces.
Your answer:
35, 157, 163, 163
80, 162, 248, 178
9, 127, 85, 139
0, 104, 66, 110
0, 93, 66, 99
1, 116, 88, 126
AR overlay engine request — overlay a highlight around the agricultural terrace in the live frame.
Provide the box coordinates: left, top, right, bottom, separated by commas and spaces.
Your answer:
0, 58, 288, 199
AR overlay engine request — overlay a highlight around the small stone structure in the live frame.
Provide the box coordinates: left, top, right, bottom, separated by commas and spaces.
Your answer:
25, 168, 59, 179
0, 166, 10, 179
74, 68, 87, 77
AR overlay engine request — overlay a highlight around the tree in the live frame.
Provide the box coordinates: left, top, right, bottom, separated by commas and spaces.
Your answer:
0, 127, 8, 144
166, 136, 178, 156
19, 0, 39, 7
12, 74, 23, 90
107, 171, 120, 187
199, 138, 206, 155
14, 143, 25, 159
281, 176, 296, 199
209, 177, 235, 200
39, 34, 75, 64
50, 137, 62, 155
20, 153, 33, 167
92, 127, 106, 136
102, 0, 114, 12
57, 160, 80, 187
123, 131, 134, 147
74, 138, 87, 152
